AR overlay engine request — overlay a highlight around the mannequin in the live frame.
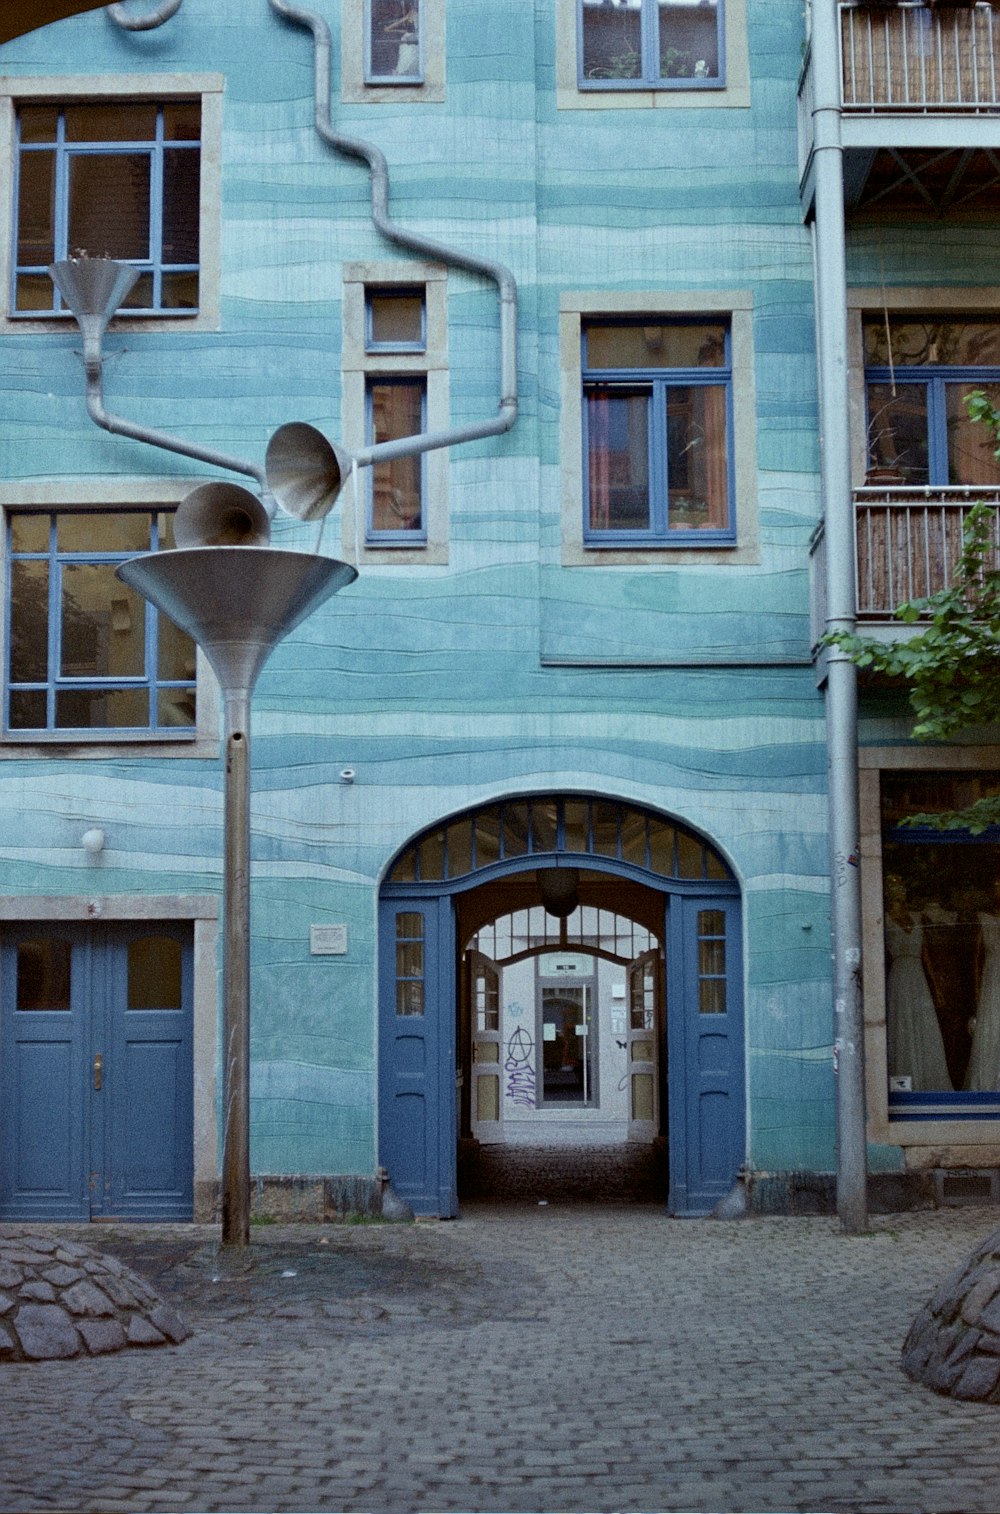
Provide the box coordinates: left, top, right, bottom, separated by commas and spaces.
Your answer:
885, 874, 952, 1092
966, 880, 1000, 1091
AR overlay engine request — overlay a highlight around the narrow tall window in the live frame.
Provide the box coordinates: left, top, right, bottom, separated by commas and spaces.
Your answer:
583, 319, 734, 545
579, 0, 723, 89
13, 100, 201, 316
367, 0, 423, 83
5, 510, 197, 737
364, 285, 428, 543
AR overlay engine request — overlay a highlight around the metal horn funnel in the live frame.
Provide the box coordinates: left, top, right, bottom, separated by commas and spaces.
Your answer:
174, 482, 271, 549
116, 546, 357, 702
49, 256, 140, 337
266, 422, 353, 522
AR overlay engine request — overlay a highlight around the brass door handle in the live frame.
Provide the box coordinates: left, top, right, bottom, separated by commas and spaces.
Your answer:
93, 1053, 102, 1091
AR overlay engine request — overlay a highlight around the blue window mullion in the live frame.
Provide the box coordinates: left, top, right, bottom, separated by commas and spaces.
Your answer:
641, 0, 657, 84
47, 519, 61, 730
651, 379, 670, 536
928, 375, 949, 483
149, 108, 165, 309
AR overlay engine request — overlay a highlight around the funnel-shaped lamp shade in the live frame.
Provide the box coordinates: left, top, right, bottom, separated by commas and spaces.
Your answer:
266, 422, 353, 522
49, 257, 140, 332
174, 482, 271, 550
116, 547, 357, 701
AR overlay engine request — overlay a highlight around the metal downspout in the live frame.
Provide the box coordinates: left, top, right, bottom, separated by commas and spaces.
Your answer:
267, 0, 518, 466
811, 0, 868, 1231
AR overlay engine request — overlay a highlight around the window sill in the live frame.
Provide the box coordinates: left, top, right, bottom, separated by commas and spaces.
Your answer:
0, 733, 219, 760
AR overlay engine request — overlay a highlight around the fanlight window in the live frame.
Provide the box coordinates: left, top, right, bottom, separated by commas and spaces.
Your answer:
387, 795, 732, 884
471, 905, 657, 966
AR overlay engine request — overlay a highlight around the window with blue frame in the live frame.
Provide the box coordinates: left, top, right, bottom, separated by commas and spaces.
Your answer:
582, 319, 734, 545
365, 285, 427, 543
367, 0, 423, 83
12, 100, 200, 316
881, 771, 1000, 1118
864, 318, 1000, 485
579, 0, 723, 88
5, 510, 197, 737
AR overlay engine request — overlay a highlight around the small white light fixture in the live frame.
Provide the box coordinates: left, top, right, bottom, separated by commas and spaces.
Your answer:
339, 768, 356, 784
81, 828, 106, 855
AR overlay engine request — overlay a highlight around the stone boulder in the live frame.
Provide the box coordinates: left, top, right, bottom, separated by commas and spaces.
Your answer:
0, 1234, 190, 1362
902, 1222, 1000, 1401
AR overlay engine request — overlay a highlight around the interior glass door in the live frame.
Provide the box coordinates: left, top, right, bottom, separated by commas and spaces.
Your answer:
540, 985, 594, 1104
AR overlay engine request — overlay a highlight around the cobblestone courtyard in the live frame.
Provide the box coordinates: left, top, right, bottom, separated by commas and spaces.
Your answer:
3, 1202, 1000, 1513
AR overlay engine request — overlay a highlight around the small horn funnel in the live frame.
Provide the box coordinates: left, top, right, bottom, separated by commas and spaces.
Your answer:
174, 482, 271, 549
49, 256, 140, 331
117, 547, 357, 701
266, 422, 353, 522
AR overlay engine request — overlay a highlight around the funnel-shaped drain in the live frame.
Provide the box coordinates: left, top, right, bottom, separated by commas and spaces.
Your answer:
49, 257, 140, 330
266, 422, 353, 522
117, 547, 357, 699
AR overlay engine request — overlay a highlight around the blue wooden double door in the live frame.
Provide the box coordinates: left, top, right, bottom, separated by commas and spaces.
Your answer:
0, 922, 194, 1220
379, 890, 744, 1217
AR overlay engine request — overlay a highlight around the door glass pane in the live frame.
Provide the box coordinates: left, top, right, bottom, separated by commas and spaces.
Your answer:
397, 941, 424, 978
698, 909, 727, 1015
128, 935, 183, 1009
947, 381, 1000, 485
541, 986, 593, 1104
631, 1071, 655, 1122
699, 978, 726, 1015
397, 979, 424, 1016
396, 914, 424, 1017
68, 153, 151, 261
16, 939, 71, 1010
587, 389, 650, 532
477, 1073, 500, 1122
631, 1039, 654, 1061
475, 970, 499, 1032
866, 383, 929, 483
476, 1042, 500, 1063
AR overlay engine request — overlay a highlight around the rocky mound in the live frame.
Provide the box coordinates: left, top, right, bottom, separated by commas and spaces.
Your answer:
0, 1233, 190, 1361
903, 1221, 1000, 1401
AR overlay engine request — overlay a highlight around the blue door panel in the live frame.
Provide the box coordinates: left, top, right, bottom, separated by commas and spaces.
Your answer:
378, 896, 457, 1217
1, 925, 193, 1221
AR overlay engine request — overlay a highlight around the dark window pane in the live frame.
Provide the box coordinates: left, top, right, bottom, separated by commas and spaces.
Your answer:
416, 829, 445, 880
676, 830, 704, 878
370, 0, 421, 77
474, 811, 501, 867
159, 271, 199, 310
120, 272, 155, 309
587, 388, 650, 531
162, 101, 201, 141
370, 380, 424, 532
593, 801, 620, 857
16, 150, 55, 266
444, 819, 474, 877
621, 810, 647, 865
658, 0, 719, 79
531, 802, 559, 854
68, 153, 150, 260
158, 612, 196, 682
57, 513, 149, 552
667, 385, 730, 531
563, 800, 590, 855
865, 319, 1000, 369
55, 687, 148, 729
581, 1, 642, 80
369, 290, 424, 347
18, 106, 59, 144
17, 939, 71, 1010
947, 382, 1000, 486
648, 819, 677, 876
158, 687, 196, 727
61, 567, 145, 678
14, 274, 56, 311
11, 514, 50, 552
586, 323, 726, 369
10, 561, 49, 682
502, 803, 531, 858
65, 102, 157, 142
162, 148, 200, 263
866, 383, 929, 484
9, 689, 47, 729
128, 935, 183, 1009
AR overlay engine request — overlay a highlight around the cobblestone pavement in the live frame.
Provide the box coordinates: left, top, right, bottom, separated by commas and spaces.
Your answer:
3, 1202, 1000, 1514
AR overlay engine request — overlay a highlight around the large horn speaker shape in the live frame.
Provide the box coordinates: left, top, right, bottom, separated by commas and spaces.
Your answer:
174, 482, 271, 549
265, 422, 353, 522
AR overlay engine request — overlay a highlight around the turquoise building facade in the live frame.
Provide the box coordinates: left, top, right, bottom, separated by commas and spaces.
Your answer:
2, 0, 997, 1222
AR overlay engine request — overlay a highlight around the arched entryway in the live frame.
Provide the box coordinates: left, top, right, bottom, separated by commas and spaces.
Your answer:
379, 794, 744, 1217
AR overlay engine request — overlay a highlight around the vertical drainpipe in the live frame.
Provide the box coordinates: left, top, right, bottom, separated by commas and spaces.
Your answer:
810, 0, 868, 1232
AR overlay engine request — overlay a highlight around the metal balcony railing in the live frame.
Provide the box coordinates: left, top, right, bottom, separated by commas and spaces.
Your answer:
841, 2, 1000, 112
855, 487, 1000, 616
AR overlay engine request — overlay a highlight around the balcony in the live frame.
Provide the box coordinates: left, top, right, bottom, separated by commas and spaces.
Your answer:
855, 486, 1000, 617
798, 3, 1000, 214
842, 2, 1000, 114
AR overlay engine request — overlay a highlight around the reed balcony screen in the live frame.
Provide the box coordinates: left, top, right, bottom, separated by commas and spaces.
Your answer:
855, 488, 1000, 617
841, 2, 1000, 113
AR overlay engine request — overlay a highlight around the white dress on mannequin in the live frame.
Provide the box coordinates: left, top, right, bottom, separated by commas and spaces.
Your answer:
966, 912, 1000, 1091
886, 913, 952, 1092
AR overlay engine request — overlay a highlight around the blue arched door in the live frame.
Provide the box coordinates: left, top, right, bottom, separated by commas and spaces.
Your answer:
379, 795, 744, 1216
